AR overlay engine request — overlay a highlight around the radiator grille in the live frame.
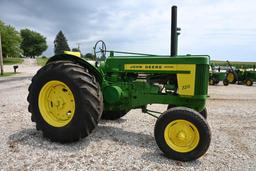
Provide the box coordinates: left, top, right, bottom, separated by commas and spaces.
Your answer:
195, 64, 209, 95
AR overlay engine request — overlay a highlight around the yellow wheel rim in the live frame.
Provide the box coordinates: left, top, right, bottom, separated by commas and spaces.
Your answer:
227, 73, 234, 82
38, 80, 75, 127
209, 80, 214, 85
164, 119, 200, 153
246, 80, 251, 86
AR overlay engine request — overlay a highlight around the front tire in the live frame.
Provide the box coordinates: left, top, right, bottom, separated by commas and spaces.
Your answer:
154, 107, 211, 161
167, 105, 207, 119
28, 61, 103, 143
223, 79, 229, 86
214, 79, 219, 85
245, 79, 253, 86
209, 79, 214, 85
199, 108, 207, 119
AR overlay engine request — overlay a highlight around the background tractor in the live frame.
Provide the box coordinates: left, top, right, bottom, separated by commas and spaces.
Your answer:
27, 6, 211, 161
226, 60, 256, 86
209, 64, 229, 86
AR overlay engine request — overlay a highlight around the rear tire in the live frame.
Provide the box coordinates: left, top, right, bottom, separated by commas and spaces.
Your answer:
227, 72, 237, 84
154, 107, 211, 161
27, 61, 103, 143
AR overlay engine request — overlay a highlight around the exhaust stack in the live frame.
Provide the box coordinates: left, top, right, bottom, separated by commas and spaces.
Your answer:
170, 6, 180, 57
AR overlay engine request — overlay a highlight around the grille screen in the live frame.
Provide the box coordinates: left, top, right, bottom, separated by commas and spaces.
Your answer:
195, 64, 209, 95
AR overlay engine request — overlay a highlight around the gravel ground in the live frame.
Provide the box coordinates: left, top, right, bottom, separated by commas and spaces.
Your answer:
0, 62, 256, 170
2, 58, 39, 77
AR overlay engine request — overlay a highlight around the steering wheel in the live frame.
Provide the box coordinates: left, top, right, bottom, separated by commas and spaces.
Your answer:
93, 40, 106, 61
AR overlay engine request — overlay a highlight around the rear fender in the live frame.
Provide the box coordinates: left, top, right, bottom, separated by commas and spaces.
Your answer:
46, 54, 103, 84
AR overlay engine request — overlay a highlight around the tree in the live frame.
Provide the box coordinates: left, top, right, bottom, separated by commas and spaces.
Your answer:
20, 29, 48, 58
0, 20, 22, 58
84, 53, 95, 60
54, 31, 70, 55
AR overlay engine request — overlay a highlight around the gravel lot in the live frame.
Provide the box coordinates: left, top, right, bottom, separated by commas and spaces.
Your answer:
0, 63, 256, 170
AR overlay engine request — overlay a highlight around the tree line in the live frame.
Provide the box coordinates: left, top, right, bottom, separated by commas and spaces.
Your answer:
0, 20, 93, 59
0, 20, 47, 58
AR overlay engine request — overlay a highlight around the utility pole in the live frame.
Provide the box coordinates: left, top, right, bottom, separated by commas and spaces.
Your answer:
0, 33, 3, 75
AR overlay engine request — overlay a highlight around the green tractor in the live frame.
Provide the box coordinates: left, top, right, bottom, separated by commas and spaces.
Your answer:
209, 64, 229, 86
27, 6, 211, 161
226, 60, 255, 86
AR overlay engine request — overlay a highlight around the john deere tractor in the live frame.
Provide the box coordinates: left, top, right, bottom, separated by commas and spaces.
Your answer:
28, 6, 211, 161
209, 64, 229, 86
226, 60, 256, 86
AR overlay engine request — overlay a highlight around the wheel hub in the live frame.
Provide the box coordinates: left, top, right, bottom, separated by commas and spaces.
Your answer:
164, 119, 200, 153
39, 80, 75, 127
227, 73, 234, 82
177, 131, 186, 140
246, 80, 251, 86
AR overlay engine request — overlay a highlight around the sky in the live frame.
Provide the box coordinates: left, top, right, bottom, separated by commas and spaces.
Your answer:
0, 0, 256, 61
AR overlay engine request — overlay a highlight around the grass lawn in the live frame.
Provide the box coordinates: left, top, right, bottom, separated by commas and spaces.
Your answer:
0, 72, 17, 77
3, 58, 24, 65
36, 57, 48, 66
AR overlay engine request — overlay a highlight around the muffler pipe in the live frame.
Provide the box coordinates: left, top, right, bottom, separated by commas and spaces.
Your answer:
171, 6, 178, 57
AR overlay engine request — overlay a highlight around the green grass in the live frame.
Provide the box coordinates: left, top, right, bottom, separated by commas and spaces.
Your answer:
3, 58, 24, 65
0, 72, 17, 77
36, 57, 48, 66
